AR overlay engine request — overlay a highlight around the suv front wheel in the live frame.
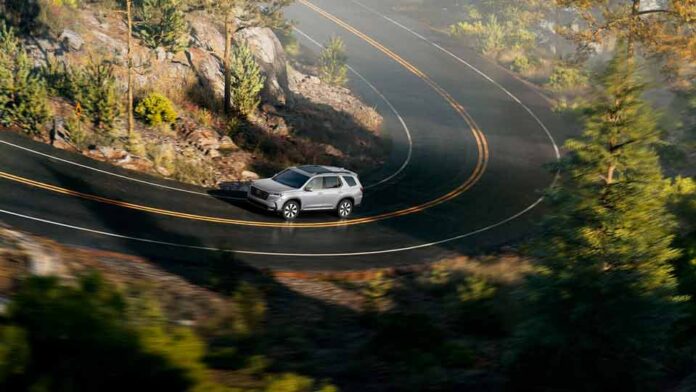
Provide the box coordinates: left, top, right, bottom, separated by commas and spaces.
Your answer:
337, 199, 353, 218
281, 200, 300, 220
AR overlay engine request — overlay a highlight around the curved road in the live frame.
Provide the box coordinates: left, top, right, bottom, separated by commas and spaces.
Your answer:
0, 0, 576, 271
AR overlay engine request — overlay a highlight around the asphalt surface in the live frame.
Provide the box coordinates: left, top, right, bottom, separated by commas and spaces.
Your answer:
0, 0, 578, 271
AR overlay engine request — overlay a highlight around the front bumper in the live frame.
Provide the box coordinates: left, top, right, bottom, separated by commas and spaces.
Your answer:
246, 193, 280, 211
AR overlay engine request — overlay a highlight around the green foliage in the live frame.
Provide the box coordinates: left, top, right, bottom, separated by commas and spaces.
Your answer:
264, 373, 336, 392
70, 60, 121, 132
507, 48, 684, 390
135, 92, 178, 126
450, 14, 536, 56
136, 0, 189, 53
231, 282, 267, 337
230, 42, 265, 117
148, 142, 176, 172
319, 36, 348, 87
64, 109, 90, 149
173, 154, 215, 185
510, 55, 532, 73
0, 274, 198, 390
0, 22, 50, 135
126, 129, 147, 156
546, 64, 589, 91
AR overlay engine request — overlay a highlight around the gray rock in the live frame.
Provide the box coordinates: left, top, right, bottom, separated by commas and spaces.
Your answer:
241, 170, 259, 180
59, 29, 84, 51
186, 47, 225, 103
236, 27, 292, 107
190, 17, 225, 56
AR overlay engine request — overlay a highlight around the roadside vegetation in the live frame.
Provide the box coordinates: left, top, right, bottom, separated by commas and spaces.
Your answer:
0, 0, 386, 186
319, 36, 348, 87
0, 0, 694, 390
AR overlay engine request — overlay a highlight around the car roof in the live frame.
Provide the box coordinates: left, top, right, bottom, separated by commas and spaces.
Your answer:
293, 165, 357, 177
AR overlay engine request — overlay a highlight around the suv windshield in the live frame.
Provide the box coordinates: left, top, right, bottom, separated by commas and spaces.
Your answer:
273, 169, 309, 189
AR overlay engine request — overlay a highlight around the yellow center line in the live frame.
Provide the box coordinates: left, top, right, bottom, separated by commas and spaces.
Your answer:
1, 1, 490, 229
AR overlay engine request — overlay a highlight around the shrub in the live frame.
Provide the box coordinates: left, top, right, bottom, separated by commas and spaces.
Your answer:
0, 22, 50, 135
126, 130, 147, 156
511, 55, 531, 73
147, 142, 175, 173
319, 36, 348, 87
70, 60, 121, 132
136, 0, 189, 53
230, 42, 265, 117
547, 64, 589, 91
135, 93, 178, 127
173, 154, 215, 185
0, 274, 201, 390
451, 14, 536, 56
64, 108, 90, 149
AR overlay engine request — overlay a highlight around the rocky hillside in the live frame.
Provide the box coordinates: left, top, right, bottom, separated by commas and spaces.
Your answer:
18, 4, 385, 186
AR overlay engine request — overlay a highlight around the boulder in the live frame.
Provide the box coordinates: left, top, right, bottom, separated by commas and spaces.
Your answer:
190, 17, 225, 56
59, 29, 84, 51
241, 170, 260, 180
236, 27, 292, 107
186, 47, 225, 103
219, 136, 238, 150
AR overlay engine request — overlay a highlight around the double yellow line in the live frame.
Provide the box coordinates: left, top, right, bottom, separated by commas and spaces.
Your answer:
0, 0, 489, 228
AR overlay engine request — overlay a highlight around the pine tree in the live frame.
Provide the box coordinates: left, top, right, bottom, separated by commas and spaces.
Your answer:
507, 47, 685, 390
319, 36, 348, 87
0, 22, 50, 135
136, 0, 189, 53
230, 42, 264, 117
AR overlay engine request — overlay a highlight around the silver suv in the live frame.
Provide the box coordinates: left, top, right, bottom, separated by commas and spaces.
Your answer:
247, 165, 363, 220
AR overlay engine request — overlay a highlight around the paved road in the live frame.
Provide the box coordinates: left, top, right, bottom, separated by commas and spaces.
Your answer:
0, 0, 577, 271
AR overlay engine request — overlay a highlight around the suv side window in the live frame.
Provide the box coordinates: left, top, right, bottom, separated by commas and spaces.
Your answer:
342, 176, 357, 187
306, 177, 323, 191
323, 176, 342, 189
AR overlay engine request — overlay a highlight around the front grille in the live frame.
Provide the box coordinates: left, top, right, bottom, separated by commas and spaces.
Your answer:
251, 186, 269, 200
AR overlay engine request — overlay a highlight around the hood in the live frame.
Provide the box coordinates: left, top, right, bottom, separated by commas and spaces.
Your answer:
252, 178, 295, 193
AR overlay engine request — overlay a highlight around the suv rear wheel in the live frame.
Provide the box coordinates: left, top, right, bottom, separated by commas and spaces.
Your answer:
337, 199, 353, 218
281, 200, 300, 220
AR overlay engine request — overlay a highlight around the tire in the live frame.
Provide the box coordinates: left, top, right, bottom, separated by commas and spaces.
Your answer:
281, 200, 300, 220
337, 198, 353, 218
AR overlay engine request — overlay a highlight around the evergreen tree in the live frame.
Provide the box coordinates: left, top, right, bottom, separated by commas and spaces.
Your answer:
319, 36, 348, 87
229, 41, 264, 117
71, 60, 121, 133
0, 22, 50, 135
136, 0, 189, 53
507, 47, 685, 391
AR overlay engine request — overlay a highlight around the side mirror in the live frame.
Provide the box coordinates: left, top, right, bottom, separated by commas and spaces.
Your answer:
304, 186, 313, 192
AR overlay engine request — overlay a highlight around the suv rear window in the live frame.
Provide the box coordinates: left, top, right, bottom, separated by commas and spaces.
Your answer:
342, 176, 357, 187
323, 176, 342, 189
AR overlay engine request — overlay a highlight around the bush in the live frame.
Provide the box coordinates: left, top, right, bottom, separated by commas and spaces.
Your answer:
511, 55, 531, 73
173, 154, 215, 185
64, 108, 90, 149
230, 42, 265, 117
71, 60, 121, 132
148, 142, 175, 173
136, 0, 189, 53
135, 93, 178, 127
0, 274, 199, 390
547, 64, 589, 91
0, 22, 50, 135
450, 14, 536, 56
319, 36, 348, 87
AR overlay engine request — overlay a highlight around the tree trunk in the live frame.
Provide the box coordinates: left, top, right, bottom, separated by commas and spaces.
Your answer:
223, 17, 232, 115
126, 0, 134, 137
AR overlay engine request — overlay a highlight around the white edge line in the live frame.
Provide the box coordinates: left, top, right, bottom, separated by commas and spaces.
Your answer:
0, 7, 563, 258
350, 0, 561, 162
293, 27, 413, 189
0, 197, 542, 257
